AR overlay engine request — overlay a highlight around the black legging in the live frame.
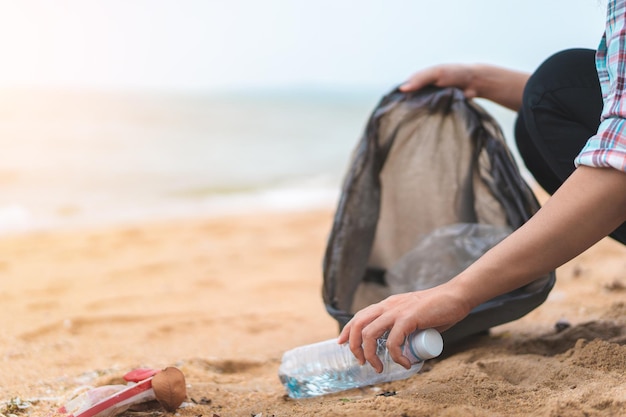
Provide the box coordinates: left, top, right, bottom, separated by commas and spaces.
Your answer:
515, 48, 626, 245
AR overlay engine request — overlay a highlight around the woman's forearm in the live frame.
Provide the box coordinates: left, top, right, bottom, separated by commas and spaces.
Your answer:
452, 166, 626, 309
470, 64, 530, 111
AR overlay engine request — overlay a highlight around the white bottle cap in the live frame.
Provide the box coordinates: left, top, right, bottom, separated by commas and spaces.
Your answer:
411, 328, 444, 360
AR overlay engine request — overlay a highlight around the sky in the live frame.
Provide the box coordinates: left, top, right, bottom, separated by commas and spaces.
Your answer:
0, 0, 608, 93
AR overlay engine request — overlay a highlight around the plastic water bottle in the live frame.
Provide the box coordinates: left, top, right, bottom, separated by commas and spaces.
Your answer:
278, 328, 443, 398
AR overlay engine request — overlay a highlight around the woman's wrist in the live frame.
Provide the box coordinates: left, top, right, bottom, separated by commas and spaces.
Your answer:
440, 276, 480, 317
467, 64, 530, 111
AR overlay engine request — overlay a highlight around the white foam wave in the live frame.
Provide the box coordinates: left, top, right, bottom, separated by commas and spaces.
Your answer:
0, 204, 33, 233
201, 184, 340, 216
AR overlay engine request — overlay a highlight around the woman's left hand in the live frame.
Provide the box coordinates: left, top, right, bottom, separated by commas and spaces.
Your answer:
337, 282, 472, 372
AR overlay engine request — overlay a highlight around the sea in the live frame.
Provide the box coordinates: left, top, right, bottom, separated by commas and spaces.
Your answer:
0, 87, 519, 235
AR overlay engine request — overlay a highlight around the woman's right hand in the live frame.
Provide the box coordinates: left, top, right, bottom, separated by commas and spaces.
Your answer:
399, 63, 529, 111
399, 64, 479, 98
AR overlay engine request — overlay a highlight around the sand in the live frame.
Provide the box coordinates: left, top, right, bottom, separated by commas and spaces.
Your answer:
1, 201, 625, 417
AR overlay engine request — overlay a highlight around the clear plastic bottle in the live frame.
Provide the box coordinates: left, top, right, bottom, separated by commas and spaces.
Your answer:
278, 328, 443, 398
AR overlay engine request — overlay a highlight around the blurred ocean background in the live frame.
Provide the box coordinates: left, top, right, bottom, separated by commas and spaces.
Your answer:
0, 88, 525, 234
0, 0, 607, 234
0, 88, 383, 233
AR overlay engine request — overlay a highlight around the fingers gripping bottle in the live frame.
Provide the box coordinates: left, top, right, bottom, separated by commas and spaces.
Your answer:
278, 328, 443, 398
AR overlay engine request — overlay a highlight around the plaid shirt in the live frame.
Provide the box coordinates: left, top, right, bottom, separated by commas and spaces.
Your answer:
575, 0, 626, 172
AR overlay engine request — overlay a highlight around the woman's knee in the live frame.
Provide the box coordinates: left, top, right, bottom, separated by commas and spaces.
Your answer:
521, 48, 599, 116
515, 48, 602, 193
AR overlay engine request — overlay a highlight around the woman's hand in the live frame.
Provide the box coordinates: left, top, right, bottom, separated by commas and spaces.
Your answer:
400, 63, 530, 111
400, 64, 480, 98
337, 281, 473, 373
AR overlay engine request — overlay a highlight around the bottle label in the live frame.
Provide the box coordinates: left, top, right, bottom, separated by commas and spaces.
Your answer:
403, 341, 422, 364
382, 331, 422, 365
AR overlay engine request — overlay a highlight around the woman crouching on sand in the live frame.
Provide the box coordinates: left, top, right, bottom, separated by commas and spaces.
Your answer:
339, 0, 626, 373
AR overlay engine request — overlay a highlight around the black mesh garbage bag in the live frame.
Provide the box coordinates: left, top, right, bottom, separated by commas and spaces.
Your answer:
322, 86, 556, 345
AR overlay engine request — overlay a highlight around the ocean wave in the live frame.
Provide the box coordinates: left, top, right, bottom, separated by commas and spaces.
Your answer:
0, 204, 33, 233
201, 184, 340, 215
